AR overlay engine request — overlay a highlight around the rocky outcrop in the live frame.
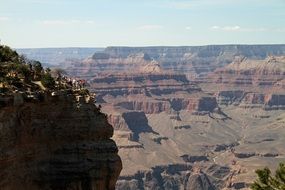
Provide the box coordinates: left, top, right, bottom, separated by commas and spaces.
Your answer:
116, 163, 230, 190
241, 93, 266, 105
107, 114, 129, 131
141, 61, 162, 73
181, 155, 209, 163
215, 90, 245, 105
0, 92, 122, 190
265, 94, 285, 109
234, 152, 279, 159
186, 173, 215, 190
122, 111, 158, 141
116, 100, 171, 114
213, 142, 239, 152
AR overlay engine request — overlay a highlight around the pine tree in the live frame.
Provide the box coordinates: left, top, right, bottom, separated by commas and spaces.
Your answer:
251, 163, 285, 190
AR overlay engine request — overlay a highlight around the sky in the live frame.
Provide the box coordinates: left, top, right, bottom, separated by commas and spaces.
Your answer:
0, 0, 285, 48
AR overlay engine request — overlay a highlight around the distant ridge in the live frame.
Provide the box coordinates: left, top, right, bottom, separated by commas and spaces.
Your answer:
104, 44, 285, 58
16, 47, 104, 66
16, 44, 285, 69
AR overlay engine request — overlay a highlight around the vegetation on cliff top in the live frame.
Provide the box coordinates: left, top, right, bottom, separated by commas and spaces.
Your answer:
0, 45, 56, 93
0, 45, 94, 110
0, 45, 89, 93
251, 162, 285, 190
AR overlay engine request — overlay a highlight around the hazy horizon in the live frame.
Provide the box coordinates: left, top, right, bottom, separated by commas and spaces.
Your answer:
13, 43, 285, 49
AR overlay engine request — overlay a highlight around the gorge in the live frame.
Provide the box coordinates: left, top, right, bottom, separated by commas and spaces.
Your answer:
17, 45, 285, 190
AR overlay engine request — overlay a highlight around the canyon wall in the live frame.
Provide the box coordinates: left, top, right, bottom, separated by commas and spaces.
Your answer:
64, 45, 285, 77
0, 92, 122, 190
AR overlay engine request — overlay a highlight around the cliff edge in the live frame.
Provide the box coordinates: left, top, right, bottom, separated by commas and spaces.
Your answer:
0, 91, 122, 190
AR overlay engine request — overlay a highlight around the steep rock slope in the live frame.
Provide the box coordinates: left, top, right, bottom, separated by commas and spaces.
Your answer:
0, 92, 122, 190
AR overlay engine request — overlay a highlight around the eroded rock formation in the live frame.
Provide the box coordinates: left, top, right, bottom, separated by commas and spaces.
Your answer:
0, 92, 122, 190
64, 45, 285, 78
19, 45, 285, 190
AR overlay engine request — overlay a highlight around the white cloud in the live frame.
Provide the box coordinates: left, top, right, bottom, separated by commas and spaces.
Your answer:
210, 25, 268, 32
137, 25, 163, 30
211, 26, 220, 30
185, 26, 192, 30
211, 25, 241, 31
0, 17, 9, 21
223, 26, 241, 31
40, 19, 95, 25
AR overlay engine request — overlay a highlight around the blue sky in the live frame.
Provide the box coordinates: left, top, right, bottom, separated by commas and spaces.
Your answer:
0, 0, 285, 48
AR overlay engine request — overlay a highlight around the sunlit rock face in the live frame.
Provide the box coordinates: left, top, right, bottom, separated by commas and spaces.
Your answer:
0, 93, 122, 190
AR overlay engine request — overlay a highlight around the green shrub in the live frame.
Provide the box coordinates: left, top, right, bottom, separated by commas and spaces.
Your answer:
32, 61, 43, 80
0, 45, 20, 63
78, 88, 89, 96
41, 73, 55, 89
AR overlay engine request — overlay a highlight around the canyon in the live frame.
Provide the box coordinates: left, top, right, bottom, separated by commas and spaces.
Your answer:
19, 45, 285, 190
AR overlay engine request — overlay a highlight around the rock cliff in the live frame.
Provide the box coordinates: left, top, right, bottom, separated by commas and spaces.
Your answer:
116, 163, 230, 190
0, 92, 122, 190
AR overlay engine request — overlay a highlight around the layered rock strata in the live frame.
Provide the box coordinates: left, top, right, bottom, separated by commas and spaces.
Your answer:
19, 46, 285, 190
65, 45, 285, 77
0, 92, 122, 190
198, 56, 285, 110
